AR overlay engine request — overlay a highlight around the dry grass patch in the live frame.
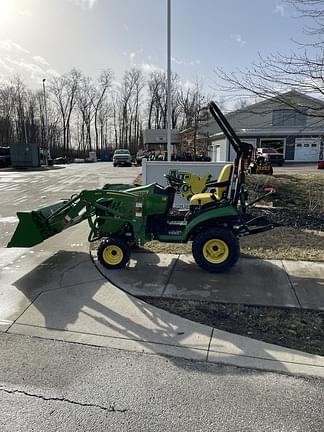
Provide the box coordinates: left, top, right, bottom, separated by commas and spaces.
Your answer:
240, 227, 324, 261
246, 173, 324, 211
145, 227, 324, 262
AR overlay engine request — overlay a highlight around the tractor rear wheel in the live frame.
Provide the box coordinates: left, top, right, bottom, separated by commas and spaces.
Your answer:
97, 237, 131, 269
192, 227, 240, 273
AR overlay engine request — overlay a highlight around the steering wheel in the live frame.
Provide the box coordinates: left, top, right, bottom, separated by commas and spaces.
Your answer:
164, 174, 184, 188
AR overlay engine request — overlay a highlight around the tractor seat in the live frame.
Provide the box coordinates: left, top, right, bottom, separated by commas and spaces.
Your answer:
190, 163, 233, 207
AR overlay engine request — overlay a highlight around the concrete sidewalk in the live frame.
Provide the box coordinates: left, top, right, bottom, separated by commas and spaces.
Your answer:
91, 250, 324, 311
0, 224, 324, 378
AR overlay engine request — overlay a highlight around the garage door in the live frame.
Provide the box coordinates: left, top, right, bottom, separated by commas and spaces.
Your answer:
295, 138, 320, 162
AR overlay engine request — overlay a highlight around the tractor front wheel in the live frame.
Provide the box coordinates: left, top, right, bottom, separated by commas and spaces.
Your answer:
192, 228, 240, 273
97, 237, 131, 270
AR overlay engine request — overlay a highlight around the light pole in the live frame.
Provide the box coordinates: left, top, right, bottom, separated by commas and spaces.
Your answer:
166, 0, 172, 162
42, 78, 50, 160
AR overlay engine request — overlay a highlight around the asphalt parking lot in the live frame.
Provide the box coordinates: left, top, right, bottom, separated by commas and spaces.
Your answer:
0, 163, 140, 248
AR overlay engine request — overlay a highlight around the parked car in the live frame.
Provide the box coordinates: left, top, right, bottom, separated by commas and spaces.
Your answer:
256, 147, 284, 166
0, 146, 11, 167
0, 155, 10, 167
53, 157, 67, 164
113, 149, 132, 167
100, 154, 113, 162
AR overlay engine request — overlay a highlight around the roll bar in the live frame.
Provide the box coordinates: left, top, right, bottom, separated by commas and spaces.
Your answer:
208, 101, 254, 208
208, 101, 253, 160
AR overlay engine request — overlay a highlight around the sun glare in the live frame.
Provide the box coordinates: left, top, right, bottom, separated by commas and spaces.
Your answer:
0, 0, 13, 19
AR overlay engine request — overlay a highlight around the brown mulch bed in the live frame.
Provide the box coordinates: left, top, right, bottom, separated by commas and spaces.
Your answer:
142, 298, 324, 356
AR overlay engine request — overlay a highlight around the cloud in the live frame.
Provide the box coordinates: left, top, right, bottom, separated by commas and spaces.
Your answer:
0, 40, 30, 54
171, 57, 185, 65
125, 48, 145, 64
18, 9, 32, 17
180, 80, 195, 89
0, 39, 60, 87
140, 63, 164, 74
68, 0, 98, 10
0, 58, 14, 73
33, 55, 50, 67
190, 59, 201, 66
46, 68, 61, 78
274, 4, 285, 16
231, 34, 246, 47
172, 57, 200, 66
123, 23, 129, 32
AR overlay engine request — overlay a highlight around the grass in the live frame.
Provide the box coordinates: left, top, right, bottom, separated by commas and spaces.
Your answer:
246, 173, 324, 212
144, 227, 324, 262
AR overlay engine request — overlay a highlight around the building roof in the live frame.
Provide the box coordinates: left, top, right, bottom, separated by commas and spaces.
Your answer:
206, 90, 324, 138
224, 90, 324, 117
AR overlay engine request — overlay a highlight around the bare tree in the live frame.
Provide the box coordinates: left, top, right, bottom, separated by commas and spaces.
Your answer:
77, 74, 96, 152
0, 81, 16, 145
215, 0, 324, 116
146, 71, 181, 130
49, 69, 81, 154
178, 80, 206, 156
93, 70, 113, 153
116, 68, 145, 152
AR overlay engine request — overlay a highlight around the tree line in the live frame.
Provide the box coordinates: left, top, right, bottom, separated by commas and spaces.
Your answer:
0, 68, 208, 158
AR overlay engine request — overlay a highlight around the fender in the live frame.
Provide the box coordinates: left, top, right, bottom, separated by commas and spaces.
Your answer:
183, 205, 240, 241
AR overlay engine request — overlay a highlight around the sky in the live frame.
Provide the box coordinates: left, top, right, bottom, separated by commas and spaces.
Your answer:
0, 0, 310, 96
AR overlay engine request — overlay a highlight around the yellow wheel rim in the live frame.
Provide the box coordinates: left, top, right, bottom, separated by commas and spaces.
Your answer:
102, 245, 124, 266
203, 239, 229, 264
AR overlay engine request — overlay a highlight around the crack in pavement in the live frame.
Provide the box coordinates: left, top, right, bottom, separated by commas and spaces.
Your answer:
0, 387, 128, 413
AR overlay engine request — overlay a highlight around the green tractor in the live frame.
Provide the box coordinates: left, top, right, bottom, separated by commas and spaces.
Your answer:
7, 102, 274, 273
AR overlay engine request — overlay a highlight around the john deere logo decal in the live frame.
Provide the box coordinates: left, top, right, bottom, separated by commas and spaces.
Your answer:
168, 170, 212, 200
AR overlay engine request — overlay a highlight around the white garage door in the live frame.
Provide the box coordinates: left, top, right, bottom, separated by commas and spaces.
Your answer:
295, 138, 320, 162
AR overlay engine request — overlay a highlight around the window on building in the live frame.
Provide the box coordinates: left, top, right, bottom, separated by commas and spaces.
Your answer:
272, 110, 307, 127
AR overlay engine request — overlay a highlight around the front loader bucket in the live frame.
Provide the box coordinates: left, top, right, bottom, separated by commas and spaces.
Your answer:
7, 201, 68, 248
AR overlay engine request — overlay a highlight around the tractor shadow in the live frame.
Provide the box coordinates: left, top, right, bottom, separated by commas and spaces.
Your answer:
6, 249, 324, 390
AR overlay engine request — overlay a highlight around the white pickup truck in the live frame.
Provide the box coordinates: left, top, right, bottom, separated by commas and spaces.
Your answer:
113, 149, 132, 167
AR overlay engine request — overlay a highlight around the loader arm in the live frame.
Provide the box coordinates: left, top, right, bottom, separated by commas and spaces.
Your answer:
7, 189, 136, 248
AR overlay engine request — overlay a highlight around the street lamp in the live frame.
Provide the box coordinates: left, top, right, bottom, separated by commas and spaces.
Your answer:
166, 0, 172, 162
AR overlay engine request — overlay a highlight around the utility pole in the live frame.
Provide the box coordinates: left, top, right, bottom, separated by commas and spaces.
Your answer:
42, 78, 50, 160
166, 0, 172, 162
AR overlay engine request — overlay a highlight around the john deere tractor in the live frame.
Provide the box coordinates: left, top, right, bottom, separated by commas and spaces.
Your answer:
7, 102, 274, 273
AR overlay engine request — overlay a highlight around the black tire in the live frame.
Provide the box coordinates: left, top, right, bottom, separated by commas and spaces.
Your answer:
192, 227, 240, 273
113, 163, 118, 167
97, 237, 131, 269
